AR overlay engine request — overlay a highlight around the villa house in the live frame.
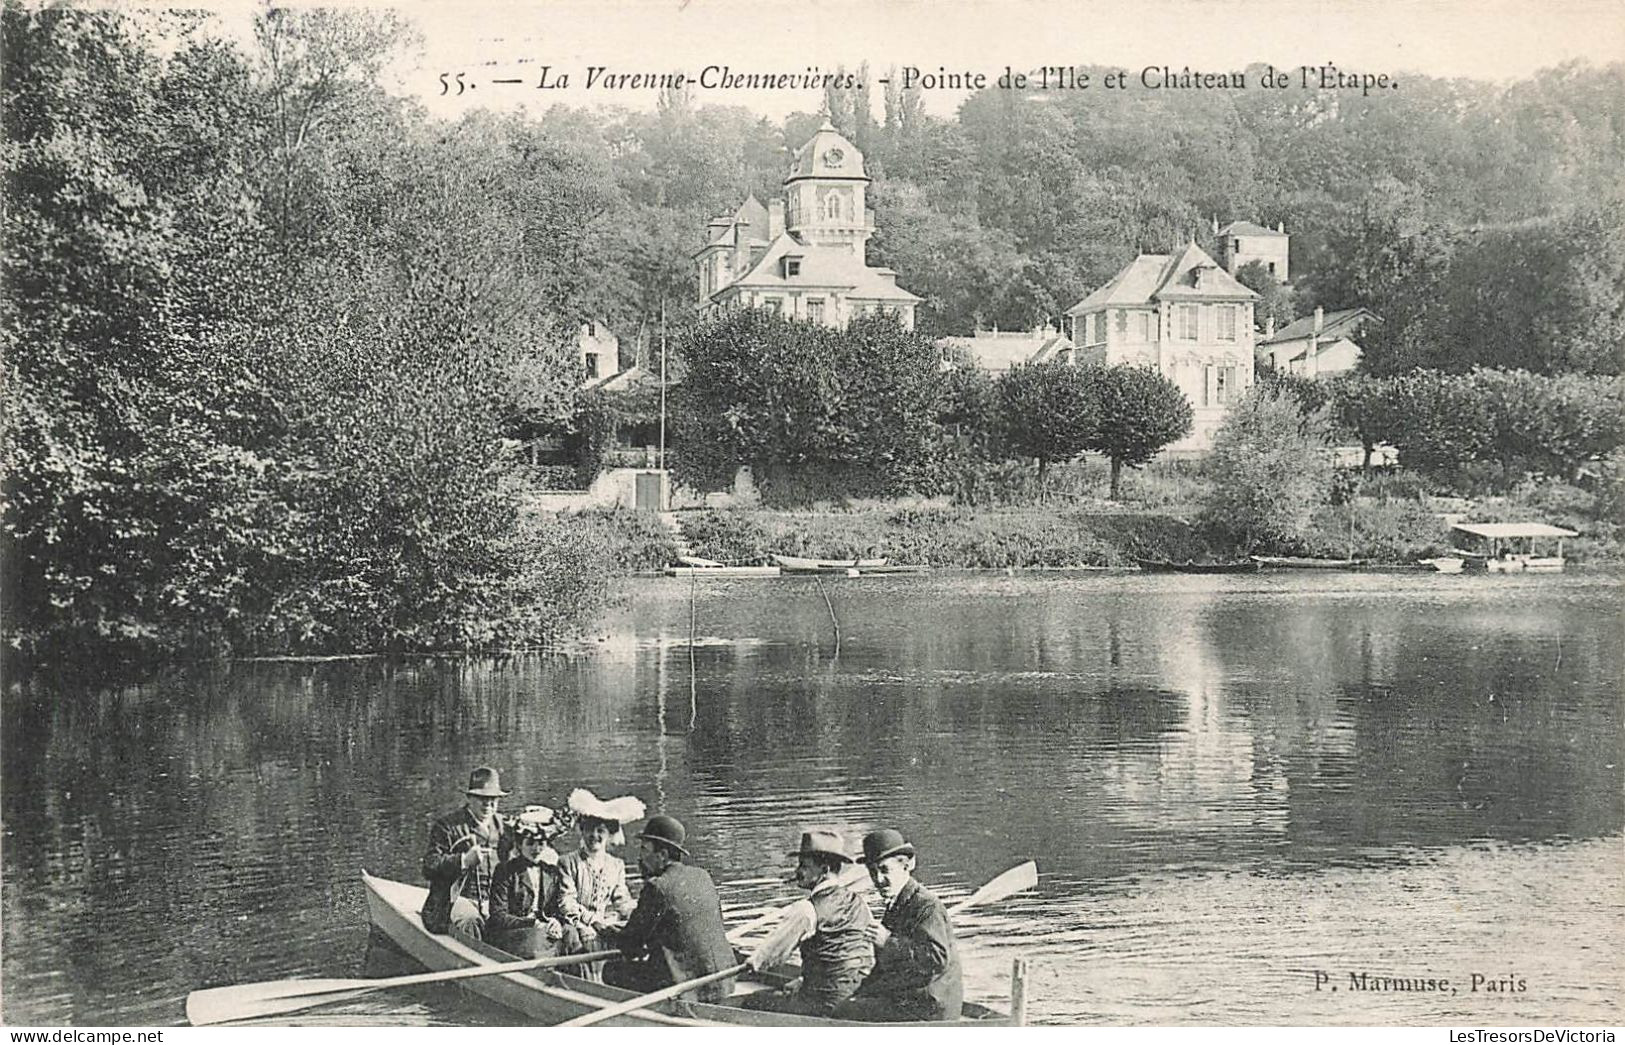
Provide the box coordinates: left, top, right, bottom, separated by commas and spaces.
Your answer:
1216, 220, 1290, 282
938, 325, 1078, 373
1063, 243, 1258, 451
695, 121, 921, 328
1256, 307, 1381, 378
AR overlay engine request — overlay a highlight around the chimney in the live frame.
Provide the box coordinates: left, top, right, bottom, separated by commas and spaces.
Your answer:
1211, 216, 1220, 236
768, 199, 785, 239
1265, 315, 1275, 338
1307, 307, 1324, 377
1276, 221, 1285, 233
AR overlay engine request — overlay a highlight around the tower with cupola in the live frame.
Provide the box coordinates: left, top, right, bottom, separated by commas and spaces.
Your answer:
784, 120, 874, 259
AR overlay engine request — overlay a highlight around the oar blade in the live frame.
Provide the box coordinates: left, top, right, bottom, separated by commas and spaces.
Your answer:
186, 978, 372, 1026
951, 860, 1038, 914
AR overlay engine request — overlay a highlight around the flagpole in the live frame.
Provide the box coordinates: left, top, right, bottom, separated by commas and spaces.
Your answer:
659, 298, 668, 473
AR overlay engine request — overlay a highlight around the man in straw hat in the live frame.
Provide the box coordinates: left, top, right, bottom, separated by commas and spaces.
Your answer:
420, 766, 509, 938
834, 828, 963, 1021
604, 814, 738, 1003
740, 829, 875, 1015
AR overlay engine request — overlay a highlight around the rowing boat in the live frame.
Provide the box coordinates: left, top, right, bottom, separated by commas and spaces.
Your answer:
1250, 555, 1368, 571
772, 554, 888, 572
363, 872, 1017, 1026
1134, 558, 1258, 574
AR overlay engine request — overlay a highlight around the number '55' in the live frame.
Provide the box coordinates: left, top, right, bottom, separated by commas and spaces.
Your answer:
439, 72, 466, 96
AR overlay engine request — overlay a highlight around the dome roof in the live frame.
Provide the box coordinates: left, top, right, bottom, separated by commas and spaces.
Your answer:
785, 119, 868, 183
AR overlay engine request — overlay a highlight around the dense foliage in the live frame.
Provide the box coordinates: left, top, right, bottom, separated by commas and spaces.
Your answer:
1202, 386, 1335, 551
2, 6, 611, 665
995, 362, 1099, 494
670, 309, 944, 505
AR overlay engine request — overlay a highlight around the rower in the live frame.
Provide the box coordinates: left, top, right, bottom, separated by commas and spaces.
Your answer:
420, 766, 509, 939
741, 829, 875, 1016
834, 828, 963, 1021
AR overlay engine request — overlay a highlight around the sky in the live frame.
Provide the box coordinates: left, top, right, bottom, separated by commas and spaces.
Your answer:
186, 0, 1625, 122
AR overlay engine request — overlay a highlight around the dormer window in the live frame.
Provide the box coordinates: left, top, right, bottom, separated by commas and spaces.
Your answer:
783, 257, 801, 277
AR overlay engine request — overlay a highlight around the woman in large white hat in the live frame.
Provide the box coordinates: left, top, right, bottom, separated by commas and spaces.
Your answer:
555, 788, 645, 981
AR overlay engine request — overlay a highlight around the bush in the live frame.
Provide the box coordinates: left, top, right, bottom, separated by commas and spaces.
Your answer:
1201, 386, 1335, 551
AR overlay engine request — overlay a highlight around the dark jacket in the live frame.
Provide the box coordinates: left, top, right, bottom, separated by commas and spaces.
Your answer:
420, 806, 506, 934
852, 878, 963, 1020
486, 854, 563, 939
616, 861, 737, 1002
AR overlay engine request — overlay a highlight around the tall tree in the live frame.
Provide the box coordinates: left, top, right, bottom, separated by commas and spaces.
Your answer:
1087, 365, 1193, 499
995, 361, 1098, 497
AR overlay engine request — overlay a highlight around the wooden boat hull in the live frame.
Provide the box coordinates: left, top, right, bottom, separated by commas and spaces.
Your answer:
664, 566, 782, 577
1135, 558, 1258, 574
1251, 556, 1366, 571
363, 873, 1010, 1027
773, 554, 888, 572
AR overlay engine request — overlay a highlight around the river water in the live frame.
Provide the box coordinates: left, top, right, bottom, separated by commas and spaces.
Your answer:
3, 571, 1622, 1026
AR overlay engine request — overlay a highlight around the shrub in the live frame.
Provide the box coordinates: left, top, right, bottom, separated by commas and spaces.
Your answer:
1201, 386, 1335, 551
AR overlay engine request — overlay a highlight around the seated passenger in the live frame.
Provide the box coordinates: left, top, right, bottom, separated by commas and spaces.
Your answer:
421, 766, 509, 939
833, 829, 963, 1022
556, 788, 644, 980
485, 805, 566, 959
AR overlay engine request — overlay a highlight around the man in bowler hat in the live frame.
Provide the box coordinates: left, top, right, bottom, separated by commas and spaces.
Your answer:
421, 766, 509, 938
834, 828, 963, 1021
605, 814, 737, 1003
742, 829, 875, 1015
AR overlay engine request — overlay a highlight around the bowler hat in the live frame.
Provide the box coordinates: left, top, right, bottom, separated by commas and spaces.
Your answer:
858, 828, 916, 865
788, 828, 853, 864
465, 766, 509, 798
638, 814, 688, 856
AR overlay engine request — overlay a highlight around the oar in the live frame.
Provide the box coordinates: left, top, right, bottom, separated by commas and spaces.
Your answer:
186, 948, 619, 1026
947, 859, 1039, 916
556, 962, 748, 1028
724, 861, 870, 945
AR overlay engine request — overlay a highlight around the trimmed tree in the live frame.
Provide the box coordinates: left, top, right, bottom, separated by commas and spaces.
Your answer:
669, 308, 943, 505
1201, 385, 1335, 551
995, 361, 1098, 499
1087, 365, 1193, 499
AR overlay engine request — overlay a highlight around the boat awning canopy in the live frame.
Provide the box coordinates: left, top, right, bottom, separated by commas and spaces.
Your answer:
1451, 522, 1577, 539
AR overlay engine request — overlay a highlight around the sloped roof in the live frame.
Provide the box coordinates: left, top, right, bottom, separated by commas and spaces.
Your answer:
1452, 522, 1577, 539
938, 331, 1067, 372
1259, 307, 1382, 346
1067, 244, 1256, 315
719, 233, 921, 302
1219, 220, 1286, 237
1154, 243, 1258, 301
1066, 255, 1170, 314
786, 119, 868, 182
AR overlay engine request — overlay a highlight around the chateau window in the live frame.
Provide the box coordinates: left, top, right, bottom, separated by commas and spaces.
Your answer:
1206, 364, 1238, 405
1084, 314, 1097, 344
1175, 304, 1198, 341
823, 194, 843, 221
1132, 312, 1150, 342
763, 297, 782, 314
784, 258, 801, 277
808, 299, 825, 324
1217, 305, 1237, 341
1114, 310, 1127, 338
585, 355, 599, 380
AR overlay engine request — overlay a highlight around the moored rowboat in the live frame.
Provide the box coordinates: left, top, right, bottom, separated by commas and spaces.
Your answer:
363, 872, 1016, 1026
772, 554, 888, 572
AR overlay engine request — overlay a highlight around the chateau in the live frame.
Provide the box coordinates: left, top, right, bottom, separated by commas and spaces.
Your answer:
695, 121, 920, 329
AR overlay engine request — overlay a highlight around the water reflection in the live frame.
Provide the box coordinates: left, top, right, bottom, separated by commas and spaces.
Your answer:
3, 572, 1620, 1025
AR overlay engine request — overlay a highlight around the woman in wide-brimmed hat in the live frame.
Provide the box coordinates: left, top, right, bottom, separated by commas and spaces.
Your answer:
486, 805, 568, 960
555, 788, 645, 981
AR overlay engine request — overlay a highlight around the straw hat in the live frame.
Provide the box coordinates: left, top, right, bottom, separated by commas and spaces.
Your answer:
567, 788, 647, 845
